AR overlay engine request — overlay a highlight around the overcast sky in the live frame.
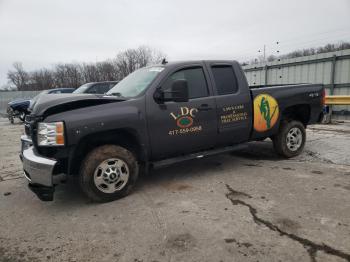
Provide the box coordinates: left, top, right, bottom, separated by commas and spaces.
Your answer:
0, 0, 349, 87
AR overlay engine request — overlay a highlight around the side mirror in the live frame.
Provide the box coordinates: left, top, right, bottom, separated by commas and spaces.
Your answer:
154, 80, 189, 103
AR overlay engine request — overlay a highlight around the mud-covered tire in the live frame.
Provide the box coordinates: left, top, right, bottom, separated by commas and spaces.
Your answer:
79, 145, 139, 202
272, 120, 306, 158
9, 117, 14, 124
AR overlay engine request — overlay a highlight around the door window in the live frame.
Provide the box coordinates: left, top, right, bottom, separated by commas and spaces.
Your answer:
49, 90, 61, 94
162, 67, 208, 99
211, 65, 239, 95
87, 86, 98, 94
96, 84, 111, 94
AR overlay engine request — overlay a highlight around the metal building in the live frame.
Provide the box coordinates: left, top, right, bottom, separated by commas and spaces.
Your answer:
243, 49, 350, 120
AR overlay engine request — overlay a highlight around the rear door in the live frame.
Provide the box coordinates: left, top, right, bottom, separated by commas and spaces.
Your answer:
205, 62, 252, 145
147, 64, 217, 160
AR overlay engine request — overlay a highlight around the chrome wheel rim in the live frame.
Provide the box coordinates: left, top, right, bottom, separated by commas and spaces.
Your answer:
286, 127, 303, 151
93, 158, 129, 193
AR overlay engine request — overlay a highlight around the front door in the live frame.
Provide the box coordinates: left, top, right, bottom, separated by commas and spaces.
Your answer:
146, 65, 217, 160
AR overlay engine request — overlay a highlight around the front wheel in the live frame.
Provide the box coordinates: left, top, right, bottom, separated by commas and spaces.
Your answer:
8, 115, 14, 124
79, 145, 139, 202
272, 120, 306, 158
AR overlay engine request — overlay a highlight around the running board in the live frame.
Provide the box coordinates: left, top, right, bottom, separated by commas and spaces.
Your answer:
151, 143, 247, 169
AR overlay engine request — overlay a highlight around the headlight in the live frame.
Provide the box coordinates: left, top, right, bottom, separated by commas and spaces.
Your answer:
37, 122, 65, 146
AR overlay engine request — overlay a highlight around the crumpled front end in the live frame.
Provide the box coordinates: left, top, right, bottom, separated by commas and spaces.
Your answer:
20, 135, 65, 201
7, 106, 15, 123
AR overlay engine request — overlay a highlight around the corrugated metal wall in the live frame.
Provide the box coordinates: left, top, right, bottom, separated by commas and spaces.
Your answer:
0, 91, 41, 114
243, 49, 350, 120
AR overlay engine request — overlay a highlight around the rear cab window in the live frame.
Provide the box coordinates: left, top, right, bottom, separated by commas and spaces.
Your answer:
211, 65, 239, 95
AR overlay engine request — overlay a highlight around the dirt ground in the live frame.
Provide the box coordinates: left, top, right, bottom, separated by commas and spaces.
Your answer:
0, 118, 349, 262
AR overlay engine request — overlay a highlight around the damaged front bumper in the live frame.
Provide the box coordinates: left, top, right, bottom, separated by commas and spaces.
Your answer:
20, 135, 65, 201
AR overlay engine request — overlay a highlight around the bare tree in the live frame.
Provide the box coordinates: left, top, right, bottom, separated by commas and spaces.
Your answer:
30, 69, 55, 90
81, 63, 99, 83
267, 55, 277, 62
97, 61, 117, 81
243, 41, 350, 65
53, 63, 82, 88
115, 46, 166, 78
7, 46, 166, 90
7, 62, 29, 90
65, 63, 82, 88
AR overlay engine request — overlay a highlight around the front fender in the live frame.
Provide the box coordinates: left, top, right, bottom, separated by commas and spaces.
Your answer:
43, 99, 148, 148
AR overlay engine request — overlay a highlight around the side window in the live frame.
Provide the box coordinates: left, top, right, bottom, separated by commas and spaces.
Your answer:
87, 86, 98, 94
211, 65, 239, 95
109, 83, 116, 90
162, 67, 208, 99
97, 84, 111, 94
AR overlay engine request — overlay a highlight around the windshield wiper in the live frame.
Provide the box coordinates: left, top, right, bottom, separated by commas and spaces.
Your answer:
105, 92, 128, 100
109, 92, 123, 97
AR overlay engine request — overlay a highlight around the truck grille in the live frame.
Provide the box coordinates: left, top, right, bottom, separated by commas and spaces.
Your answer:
24, 115, 41, 141
24, 115, 36, 136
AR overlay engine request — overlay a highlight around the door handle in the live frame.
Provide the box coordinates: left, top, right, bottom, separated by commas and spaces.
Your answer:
197, 104, 213, 111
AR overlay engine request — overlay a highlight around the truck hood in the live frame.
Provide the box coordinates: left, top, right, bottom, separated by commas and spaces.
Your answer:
8, 99, 30, 107
31, 93, 125, 117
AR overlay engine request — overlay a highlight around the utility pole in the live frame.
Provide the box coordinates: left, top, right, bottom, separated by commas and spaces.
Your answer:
258, 45, 266, 62
263, 44, 266, 61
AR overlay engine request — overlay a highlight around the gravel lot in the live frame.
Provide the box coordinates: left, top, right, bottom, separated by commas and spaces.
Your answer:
0, 118, 349, 262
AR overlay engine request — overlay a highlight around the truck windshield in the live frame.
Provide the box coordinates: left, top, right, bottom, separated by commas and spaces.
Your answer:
106, 66, 164, 97
73, 83, 93, 94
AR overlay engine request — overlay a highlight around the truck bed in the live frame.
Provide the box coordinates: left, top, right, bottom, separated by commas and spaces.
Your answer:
249, 84, 324, 140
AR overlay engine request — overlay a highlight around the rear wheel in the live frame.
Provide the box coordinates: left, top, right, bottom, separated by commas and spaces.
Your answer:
272, 120, 306, 158
79, 145, 139, 202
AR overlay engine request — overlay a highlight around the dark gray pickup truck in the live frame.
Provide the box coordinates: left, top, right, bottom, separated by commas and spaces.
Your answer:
20, 60, 325, 202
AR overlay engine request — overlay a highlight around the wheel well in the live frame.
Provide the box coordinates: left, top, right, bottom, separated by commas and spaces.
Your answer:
282, 104, 310, 126
69, 129, 144, 176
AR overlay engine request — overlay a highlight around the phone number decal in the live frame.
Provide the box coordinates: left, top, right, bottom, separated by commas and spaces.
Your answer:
168, 125, 202, 136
